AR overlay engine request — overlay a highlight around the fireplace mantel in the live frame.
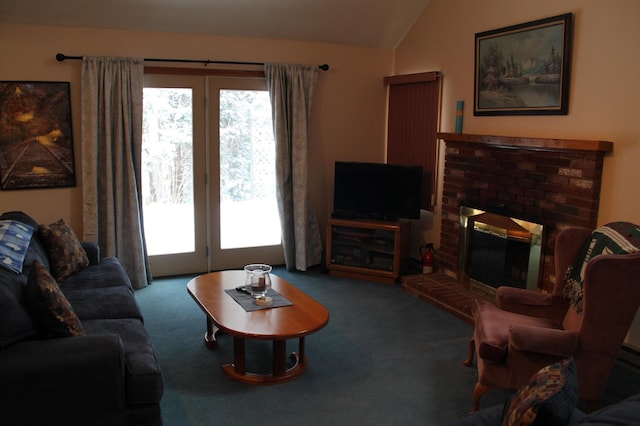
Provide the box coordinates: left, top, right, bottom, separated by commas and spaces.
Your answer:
438, 132, 613, 153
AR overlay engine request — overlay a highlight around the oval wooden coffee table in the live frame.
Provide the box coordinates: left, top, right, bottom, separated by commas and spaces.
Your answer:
187, 270, 329, 385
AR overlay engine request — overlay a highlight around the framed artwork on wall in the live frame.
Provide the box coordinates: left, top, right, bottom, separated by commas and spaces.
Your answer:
0, 81, 76, 190
474, 13, 573, 116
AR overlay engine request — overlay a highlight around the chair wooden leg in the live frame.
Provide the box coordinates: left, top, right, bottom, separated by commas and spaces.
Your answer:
463, 337, 475, 366
471, 382, 492, 413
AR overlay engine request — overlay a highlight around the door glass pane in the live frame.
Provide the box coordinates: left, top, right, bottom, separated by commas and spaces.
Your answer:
142, 87, 195, 256
219, 89, 281, 249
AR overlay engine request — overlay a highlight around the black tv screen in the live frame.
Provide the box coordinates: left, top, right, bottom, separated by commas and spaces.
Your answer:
332, 161, 423, 220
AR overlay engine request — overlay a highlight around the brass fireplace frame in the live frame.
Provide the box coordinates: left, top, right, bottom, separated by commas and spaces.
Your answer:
458, 206, 544, 298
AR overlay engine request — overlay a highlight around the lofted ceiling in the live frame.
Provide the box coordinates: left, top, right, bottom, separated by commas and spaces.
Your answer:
0, 0, 430, 49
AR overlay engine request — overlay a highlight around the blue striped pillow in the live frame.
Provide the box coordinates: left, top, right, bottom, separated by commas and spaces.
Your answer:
0, 220, 34, 274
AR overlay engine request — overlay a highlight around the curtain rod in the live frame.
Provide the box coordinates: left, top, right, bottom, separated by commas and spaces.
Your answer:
55, 53, 329, 71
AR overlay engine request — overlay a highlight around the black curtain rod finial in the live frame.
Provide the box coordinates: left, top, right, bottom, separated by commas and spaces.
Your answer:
319, 64, 329, 71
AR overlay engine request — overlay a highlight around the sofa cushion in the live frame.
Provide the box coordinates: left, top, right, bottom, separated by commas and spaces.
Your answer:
502, 358, 578, 426
578, 393, 640, 425
82, 318, 164, 405
39, 219, 89, 282
64, 285, 143, 321
0, 220, 34, 274
27, 260, 85, 337
0, 274, 37, 347
60, 257, 133, 291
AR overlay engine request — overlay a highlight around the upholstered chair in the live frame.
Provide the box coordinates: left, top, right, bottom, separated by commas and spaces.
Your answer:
464, 225, 640, 413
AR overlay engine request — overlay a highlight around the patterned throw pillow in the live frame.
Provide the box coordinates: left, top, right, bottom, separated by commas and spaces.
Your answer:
26, 260, 85, 337
502, 358, 578, 426
39, 219, 89, 282
0, 220, 34, 274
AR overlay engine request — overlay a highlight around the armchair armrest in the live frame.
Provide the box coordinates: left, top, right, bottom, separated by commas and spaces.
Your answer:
509, 323, 579, 358
496, 287, 568, 322
497, 286, 552, 306
82, 241, 101, 265
0, 335, 127, 425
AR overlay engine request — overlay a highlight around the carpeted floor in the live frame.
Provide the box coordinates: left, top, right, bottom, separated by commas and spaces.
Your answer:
135, 266, 640, 425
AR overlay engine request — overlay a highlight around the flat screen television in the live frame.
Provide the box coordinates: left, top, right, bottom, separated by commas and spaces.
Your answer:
332, 161, 423, 221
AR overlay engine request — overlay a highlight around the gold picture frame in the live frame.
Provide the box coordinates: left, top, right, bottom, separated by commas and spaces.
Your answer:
474, 13, 573, 116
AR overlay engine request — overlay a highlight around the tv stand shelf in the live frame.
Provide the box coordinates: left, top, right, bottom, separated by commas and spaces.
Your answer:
326, 218, 410, 284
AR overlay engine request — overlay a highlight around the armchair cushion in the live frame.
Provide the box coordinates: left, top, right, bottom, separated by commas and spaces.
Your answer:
496, 287, 569, 323
502, 358, 578, 426
39, 219, 89, 282
473, 299, 561, 363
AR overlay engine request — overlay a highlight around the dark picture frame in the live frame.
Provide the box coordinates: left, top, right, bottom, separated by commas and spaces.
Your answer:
0, 81, 76, 190
474, 13, 573, 116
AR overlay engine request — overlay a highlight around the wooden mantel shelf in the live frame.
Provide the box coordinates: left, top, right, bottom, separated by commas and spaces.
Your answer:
437, 132, 613, 153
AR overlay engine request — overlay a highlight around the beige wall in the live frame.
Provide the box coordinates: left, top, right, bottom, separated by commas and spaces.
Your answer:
0, 23, 393, 236
395, 0, 640, 349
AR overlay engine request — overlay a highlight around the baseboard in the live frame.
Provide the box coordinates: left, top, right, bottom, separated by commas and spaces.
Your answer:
406, 257, 422, 274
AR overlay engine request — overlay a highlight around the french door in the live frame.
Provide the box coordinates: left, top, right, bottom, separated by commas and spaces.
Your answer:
142, 74, 284, 277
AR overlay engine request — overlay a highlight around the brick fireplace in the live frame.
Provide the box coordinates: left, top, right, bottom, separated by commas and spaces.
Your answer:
437, 133, 613, 293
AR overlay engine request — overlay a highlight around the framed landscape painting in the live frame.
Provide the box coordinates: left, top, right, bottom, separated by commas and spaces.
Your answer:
0, 81, 76, 190
474, 13, 573, 116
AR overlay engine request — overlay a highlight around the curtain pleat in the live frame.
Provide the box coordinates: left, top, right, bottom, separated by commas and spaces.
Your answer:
264, 63, 322, 271
81, 57, 151, 288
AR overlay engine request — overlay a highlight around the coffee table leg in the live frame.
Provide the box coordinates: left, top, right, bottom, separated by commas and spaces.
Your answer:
224, 337, 308, 384
273, 340, 286, 376
204, 317, 219, 349
299, 337, 306, 362
233, 336, 246, 375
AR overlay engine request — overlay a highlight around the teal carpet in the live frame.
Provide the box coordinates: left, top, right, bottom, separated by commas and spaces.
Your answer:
134, 266, 640, 425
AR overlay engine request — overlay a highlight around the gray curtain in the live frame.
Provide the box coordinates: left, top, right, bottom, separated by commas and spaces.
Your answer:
81, 56, 151, 288
264, 63, 323, 271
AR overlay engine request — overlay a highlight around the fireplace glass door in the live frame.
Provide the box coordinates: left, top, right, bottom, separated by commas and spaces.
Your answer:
459, 206, 544, 295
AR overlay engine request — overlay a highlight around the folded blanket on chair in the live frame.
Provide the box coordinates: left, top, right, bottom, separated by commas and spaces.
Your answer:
563, 222, 640, 314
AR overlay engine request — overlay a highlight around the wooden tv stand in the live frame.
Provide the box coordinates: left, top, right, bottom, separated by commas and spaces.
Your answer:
326, 217, 410, 284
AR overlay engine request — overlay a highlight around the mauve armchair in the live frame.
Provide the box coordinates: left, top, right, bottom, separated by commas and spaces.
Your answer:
464, 225, 640, 413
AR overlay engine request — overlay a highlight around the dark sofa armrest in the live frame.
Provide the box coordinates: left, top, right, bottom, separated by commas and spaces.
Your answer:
82, 241, 101, 265
441, 405, 503, 425
441, 404, 586, 425
578, 393, 640, 425
0, 335, 127, 426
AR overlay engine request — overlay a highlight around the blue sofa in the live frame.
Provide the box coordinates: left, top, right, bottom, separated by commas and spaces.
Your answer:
443, 393, 640, 425
0, 211, 163, 426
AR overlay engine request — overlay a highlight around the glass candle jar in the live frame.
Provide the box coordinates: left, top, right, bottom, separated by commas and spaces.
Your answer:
244, 264, 272, 298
